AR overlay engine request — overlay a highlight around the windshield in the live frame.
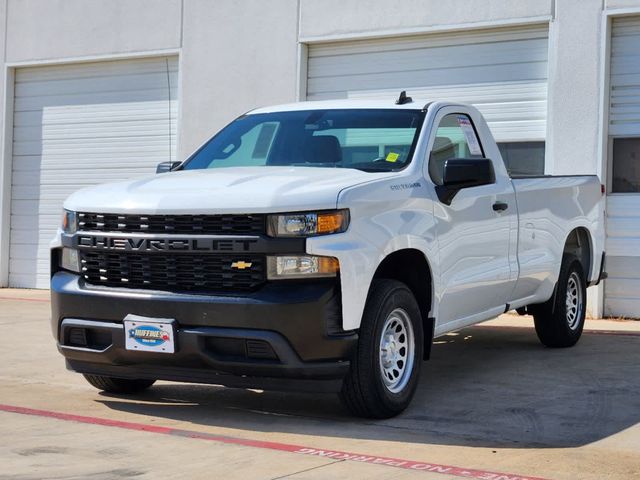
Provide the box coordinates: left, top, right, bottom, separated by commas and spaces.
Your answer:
181, 109, 425, 173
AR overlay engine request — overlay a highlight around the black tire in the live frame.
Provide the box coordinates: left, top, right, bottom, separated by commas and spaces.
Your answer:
83, 374, 156, 394
533, 254, 586, 348
340, 279, 423, 419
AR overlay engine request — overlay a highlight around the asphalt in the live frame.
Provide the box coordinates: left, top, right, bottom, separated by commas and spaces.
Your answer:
0, 289, 639, 480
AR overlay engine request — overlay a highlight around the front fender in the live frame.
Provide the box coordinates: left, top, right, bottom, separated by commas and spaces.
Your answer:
308, 232, 439, 331
308, 171, 439, 330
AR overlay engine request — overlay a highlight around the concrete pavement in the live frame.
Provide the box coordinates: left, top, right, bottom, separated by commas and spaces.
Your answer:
1, 289, 639, 479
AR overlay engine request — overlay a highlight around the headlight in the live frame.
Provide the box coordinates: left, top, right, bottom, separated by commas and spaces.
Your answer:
267, 210, 349, 237
267, 255, 339, 279
59, 247, 81, 273
62, 210, 77, 234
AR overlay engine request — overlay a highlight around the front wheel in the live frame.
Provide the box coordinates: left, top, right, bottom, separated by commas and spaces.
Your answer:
83, 374, 156, 394
533, 254, 586, 348
340, 279, 423, 418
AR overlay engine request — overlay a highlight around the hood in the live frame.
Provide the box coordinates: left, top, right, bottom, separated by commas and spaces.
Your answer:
64, 166, 392, 214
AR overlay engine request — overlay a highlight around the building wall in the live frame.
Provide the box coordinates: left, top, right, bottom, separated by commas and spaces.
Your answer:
0, 0, 622, 173
298, 0, 553, 40
5, 0, 182, 61
0, 0, 9, 287
608, 0, 640, 8
0, 0, 639, 317
179, 0, 300, 157
546, 0, 604, 177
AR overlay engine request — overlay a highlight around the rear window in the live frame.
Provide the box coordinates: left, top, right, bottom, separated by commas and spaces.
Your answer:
498, 142, 546, 177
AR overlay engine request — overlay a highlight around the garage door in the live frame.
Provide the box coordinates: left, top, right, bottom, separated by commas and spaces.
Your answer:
9, 56, 178, 288
307, 24, 548, 146
605, 16, 640, 318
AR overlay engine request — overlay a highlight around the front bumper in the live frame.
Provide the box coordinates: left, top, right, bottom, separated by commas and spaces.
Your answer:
51, 272, 357, 392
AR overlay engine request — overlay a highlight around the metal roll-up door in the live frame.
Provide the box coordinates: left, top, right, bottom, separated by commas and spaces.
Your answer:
306, 24, 549, 144
9, 56, 179, 288
605, 16, 640, 318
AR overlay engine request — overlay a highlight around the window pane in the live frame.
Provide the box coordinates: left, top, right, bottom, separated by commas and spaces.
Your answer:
312, 127, 416, 166
612, 138, 640, 193
429, 113, 483, 185
183, 109, 425, 173
497, 142, 545, 177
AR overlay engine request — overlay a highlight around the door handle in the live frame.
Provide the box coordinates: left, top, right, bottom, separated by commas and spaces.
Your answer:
492, 201, 509, 212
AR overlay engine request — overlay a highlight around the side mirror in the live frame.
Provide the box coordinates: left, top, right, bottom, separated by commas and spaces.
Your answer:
156, 161, 181, 174
435, 158, 495, 205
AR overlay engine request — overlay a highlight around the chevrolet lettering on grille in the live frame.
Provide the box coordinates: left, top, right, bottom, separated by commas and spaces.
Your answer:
75, 235, 259, 253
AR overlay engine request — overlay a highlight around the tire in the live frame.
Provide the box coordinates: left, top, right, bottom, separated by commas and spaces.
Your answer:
83, 374, 156, 394
533, 254, 586, 348
340, 279, 424, 419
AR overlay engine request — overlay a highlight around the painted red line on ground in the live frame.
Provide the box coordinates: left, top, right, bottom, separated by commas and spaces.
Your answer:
0, 403, 548, 480
0, 296, 50, 303
473, 324, 640, 337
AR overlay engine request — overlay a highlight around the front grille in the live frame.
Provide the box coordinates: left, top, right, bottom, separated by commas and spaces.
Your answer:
77, 212, 266, 235
80, 251, 266, 293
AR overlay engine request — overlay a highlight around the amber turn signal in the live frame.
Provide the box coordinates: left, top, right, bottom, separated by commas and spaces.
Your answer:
317, 211, 348, 235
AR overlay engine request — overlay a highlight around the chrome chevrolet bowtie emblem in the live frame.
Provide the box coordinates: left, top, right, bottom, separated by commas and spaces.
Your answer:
231, 261, 253, 270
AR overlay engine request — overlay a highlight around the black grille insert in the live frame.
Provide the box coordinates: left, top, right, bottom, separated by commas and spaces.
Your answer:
80, 251, 266, 293
77, 212, 266, 235
68, 328, 88, 346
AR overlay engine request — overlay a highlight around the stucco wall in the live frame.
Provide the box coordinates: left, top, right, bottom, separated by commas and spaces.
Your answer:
178, 0, 299, 158
0, 0, 8, 285
5, 0, 182, 62
299, 0, 553, 40
607, 0, 640, 8
546, 0, 605, 176
2, 0, 616, 169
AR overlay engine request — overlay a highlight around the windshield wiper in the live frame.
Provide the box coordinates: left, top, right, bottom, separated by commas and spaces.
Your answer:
352, 166, 397, 173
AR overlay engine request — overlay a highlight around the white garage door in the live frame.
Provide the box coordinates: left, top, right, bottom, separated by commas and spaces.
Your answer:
605, 16, 640, 318
9, 56, 178, 288
307, 24, 548, 145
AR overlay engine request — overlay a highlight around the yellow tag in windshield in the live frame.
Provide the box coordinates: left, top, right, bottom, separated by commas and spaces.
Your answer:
386, 152, 400, 163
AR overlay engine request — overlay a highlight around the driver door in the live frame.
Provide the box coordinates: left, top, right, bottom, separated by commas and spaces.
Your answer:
429, 109, 516, 329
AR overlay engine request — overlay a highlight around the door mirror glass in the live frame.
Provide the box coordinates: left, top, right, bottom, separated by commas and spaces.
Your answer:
436, 158, 495, 205
156, 161, 181, 174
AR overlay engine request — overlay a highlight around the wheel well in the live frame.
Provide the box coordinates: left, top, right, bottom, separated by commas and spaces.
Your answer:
564, 228, 592, 280
372, 249, 434, 359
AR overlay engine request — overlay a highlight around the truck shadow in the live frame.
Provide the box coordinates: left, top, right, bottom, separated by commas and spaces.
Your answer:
97, 324, 640, 449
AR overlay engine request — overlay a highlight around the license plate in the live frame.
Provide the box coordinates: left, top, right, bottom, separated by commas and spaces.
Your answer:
124, 314, 176, 354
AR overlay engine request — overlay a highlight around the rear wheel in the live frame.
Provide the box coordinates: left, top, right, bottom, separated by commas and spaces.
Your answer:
83, 374, 156, 394
533, 254, 586, 348
340, 279, 423, 418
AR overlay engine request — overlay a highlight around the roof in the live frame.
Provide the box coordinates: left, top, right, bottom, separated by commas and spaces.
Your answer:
248, 98, 432, 114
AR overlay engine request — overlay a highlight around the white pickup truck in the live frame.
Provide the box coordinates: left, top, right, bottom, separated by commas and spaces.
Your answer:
51, 95, 606, 418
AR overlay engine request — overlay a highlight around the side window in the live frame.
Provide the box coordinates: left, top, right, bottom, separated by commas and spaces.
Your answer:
207, 122, 280, 168
429, 113, 483, 185
612, 137, 640, 193
498, 141, 545, 177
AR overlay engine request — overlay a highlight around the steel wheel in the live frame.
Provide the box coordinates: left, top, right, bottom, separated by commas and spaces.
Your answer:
341, 279, 424, 418
566, 271, 583, 330
378, 308, 415, 394
533, 254, 586, 348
